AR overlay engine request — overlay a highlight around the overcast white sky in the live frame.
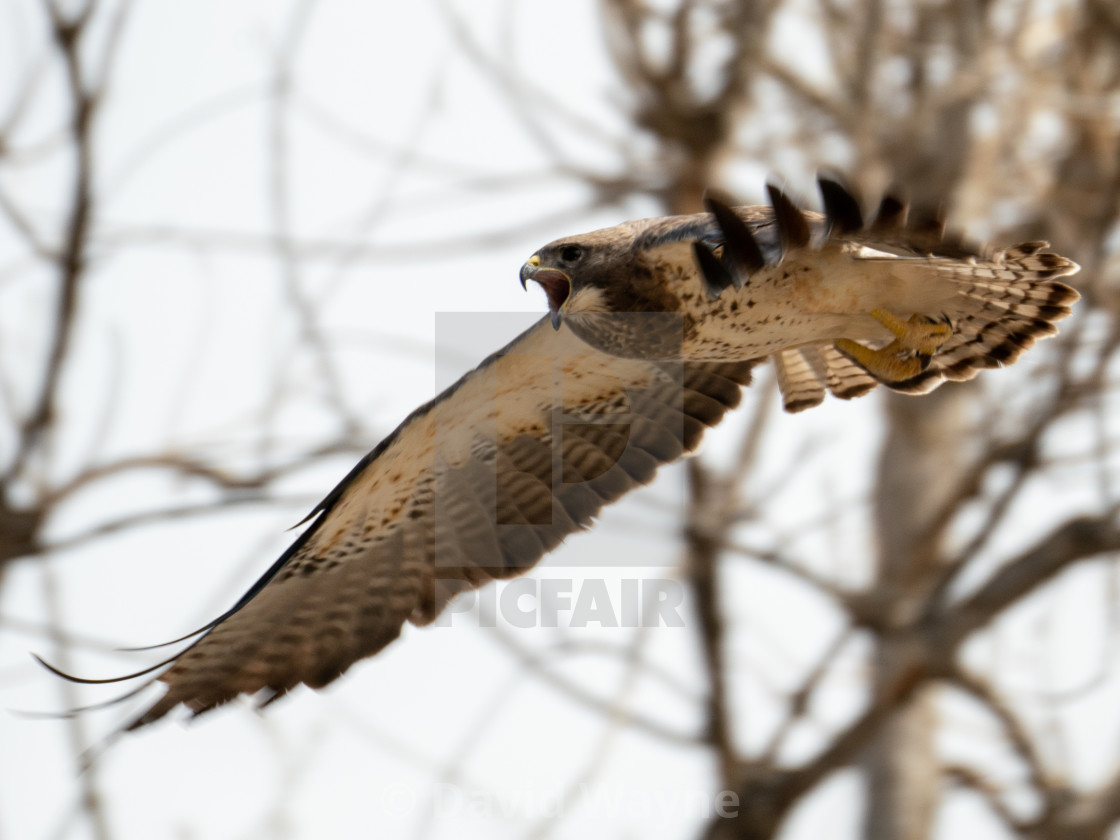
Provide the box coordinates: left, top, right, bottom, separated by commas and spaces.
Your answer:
1, 2, 1114, 839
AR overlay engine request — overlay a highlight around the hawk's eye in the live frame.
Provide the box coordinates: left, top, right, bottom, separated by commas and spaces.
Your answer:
560, 245, 583, 264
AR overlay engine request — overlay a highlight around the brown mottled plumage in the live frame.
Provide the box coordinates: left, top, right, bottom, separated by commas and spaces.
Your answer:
41, 178, 1079, 729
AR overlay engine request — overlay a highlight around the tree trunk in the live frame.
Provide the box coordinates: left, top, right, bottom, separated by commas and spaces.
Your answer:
862, 387, 971, 839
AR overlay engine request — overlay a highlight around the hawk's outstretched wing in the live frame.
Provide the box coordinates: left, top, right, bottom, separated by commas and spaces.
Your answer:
46, 321, 754, 729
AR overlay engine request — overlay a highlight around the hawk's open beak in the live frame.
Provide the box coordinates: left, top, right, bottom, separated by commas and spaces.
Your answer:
520, 256, 571, 330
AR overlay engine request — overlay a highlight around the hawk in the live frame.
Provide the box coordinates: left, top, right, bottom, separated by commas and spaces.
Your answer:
41, 178, 1079, 729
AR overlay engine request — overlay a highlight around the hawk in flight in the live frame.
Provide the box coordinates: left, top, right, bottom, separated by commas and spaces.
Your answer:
42, 178, 1079, 729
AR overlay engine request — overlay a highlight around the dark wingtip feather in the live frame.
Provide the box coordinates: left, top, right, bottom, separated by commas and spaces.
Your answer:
31, 650, 177, 685
766, 184, 811, 250
873, 194, 907, 229
908, 204, 946, 240
692, 241, 735, 300
11, 679, 156, 723
817, 177, 863, 235
116, 619, 223, 652
703, 192, 765, 278
124, 697, 179, 731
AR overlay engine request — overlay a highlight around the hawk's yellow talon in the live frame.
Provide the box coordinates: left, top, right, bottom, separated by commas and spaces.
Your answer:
834, 310, 952, 382
868, 309, 952, 355
835, 338, 927, 382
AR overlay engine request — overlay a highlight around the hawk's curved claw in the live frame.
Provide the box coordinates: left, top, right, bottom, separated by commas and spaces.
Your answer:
834, 339, 927, 382
869, 309, 952, 355
834, 310, 953, 383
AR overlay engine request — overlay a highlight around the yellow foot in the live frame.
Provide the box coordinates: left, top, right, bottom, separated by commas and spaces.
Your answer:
835, 338, 927, 381
834, 310, 953, 383
868, 309, 952, 355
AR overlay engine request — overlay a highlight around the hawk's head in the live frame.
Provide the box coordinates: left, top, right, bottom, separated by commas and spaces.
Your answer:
520, 239, 614, 329
520, 225, 679, 328
520, 224, 688, 358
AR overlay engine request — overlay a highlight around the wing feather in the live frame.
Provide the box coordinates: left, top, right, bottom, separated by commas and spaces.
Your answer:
116, 318, 754, 727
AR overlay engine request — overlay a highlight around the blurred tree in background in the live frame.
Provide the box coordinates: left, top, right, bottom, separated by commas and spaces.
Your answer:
1, 1, 1118, 838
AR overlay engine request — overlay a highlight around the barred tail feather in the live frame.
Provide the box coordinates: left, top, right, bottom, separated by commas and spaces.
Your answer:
820, 345, 880, 399
775, 344, 879, 412
888, 245, 1079, 394
775, 348, 825, 412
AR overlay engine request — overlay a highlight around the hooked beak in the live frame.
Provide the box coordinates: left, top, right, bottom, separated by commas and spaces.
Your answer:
520, 255, 571, 330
